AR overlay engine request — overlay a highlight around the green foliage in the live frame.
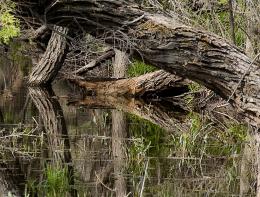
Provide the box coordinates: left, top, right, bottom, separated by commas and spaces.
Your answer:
0, 0, 20, 44
127, 60, 157, 77
25, 165, 70, 197
45, 165, 70, 196
219, 0, 228, 4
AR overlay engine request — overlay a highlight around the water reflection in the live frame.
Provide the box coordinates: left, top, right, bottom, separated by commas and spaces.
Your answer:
0, 46, 259, 196
29, 87, 76, 196
0, 81, 257, 196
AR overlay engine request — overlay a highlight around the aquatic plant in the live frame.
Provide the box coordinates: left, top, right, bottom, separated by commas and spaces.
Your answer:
25, 164, 71, 197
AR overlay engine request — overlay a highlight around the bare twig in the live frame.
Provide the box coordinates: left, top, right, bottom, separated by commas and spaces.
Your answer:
95, 172, 116, 192
73, 49, 115, 75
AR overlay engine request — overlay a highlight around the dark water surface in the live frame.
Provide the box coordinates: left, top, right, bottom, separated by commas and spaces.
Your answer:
0, 45, 257, 196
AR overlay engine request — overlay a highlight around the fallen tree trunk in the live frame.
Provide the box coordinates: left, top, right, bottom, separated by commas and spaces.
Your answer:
20, 0, 260, 127
69, 70, 188, 97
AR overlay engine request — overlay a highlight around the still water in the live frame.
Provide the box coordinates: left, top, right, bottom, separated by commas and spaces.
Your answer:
0, 45, 258, 196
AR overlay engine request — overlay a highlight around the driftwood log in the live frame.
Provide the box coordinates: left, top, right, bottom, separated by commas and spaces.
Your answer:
69, 70, 188, 97
20, 0, 260, 127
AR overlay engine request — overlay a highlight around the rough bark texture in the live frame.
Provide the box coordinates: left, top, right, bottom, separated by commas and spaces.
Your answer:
70, 70, 188, 97
21, 0, 260, 126
28, 26, 68, 85
113, 50, 128, 78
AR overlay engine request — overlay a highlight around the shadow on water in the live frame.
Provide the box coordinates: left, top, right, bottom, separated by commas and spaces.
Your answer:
0, 43, 259, 196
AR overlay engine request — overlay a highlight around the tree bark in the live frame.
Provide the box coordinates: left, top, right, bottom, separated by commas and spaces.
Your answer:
70, 70, 188, 97
113, 49, 128, 78
21, 0, 260, 126
28, 26, 68, 85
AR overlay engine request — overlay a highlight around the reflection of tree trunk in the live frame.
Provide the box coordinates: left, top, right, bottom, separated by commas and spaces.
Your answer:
69, 94, 187, 133
0, 163, 24, 197
0, 97, 24, 196
112, 110, 127, 197
28, 87, 76, 196
0, 108, 3, 123
255, 133, 260, 197
239, 133, 253, 197
112, 49, 128, 196
0, 115, 24, 197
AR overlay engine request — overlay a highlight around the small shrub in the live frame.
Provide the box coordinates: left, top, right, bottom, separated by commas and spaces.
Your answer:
0, 0, 20, 44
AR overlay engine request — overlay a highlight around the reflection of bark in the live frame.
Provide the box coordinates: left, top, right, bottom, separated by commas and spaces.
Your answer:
29, 87, 76, 196
255, 133, 260, 197
112, 49, 128, 196
0, 163, 24, 197
239, 133, 253, 197
0, 98, 24, 196
69, 95, 187, 132
0, 115, 25, 197
0, 108, 3, 123
112, 110, 127, 196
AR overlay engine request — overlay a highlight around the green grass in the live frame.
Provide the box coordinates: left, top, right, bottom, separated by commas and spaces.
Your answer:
25, 164, 71, 197
127, 60, 157, 77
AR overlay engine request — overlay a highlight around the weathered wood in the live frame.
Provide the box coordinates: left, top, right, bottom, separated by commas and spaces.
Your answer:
70, 70, 188, 97
20, 0, 260, 126
28, 26, 68, 85
113, 49, 128, 78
